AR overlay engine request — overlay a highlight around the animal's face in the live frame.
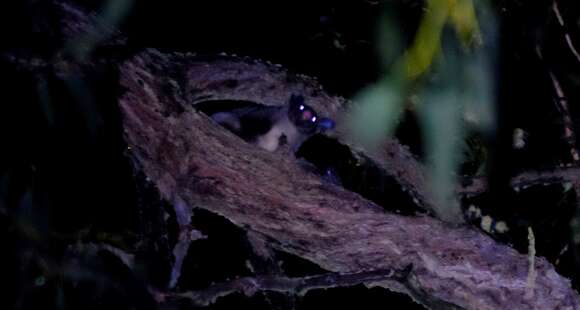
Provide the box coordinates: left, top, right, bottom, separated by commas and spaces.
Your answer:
289, 97, 319, 133
287, 94, 334, 134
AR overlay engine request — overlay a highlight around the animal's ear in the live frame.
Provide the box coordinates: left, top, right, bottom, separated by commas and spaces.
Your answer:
289, 94, 305, 107
317, 117, 335, 131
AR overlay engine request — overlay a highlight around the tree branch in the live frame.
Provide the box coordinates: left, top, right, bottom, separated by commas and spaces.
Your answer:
459, 165, 580, 196
163, 266, 423, 307
552, 1, 580, 65
119, 49, 580, 309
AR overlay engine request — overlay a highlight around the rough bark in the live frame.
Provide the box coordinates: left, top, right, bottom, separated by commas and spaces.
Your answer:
183, 53, 437, 217
119, 49, 580, 309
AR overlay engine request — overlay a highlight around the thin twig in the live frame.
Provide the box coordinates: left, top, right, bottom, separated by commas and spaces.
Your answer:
525, 227, 537, 300
459, 165, 580, 196
163, 267, 412, 307
552, 1, 580, 64
68, 242, 136, 269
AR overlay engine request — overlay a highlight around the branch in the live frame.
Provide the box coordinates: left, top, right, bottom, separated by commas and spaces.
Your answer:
459, 165, 580, 196
182, 51, 437, 217
552, 1, 580, 65
162, 266, 425, 307
535, 44, 579, 162
119, 49, 580, 309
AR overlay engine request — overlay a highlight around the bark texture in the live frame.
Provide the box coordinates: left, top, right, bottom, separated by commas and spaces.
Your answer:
119, 49, 580, 309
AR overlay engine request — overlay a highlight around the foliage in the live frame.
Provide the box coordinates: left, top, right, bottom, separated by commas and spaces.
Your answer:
349, 0, 497, 223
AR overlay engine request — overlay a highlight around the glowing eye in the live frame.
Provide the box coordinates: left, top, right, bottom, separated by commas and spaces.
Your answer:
311, 116, 317, 122
299, 105, 305, 110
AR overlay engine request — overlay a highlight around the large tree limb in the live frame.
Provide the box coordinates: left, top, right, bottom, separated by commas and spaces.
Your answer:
182, 53, 438, 217
119, 49, 580, 309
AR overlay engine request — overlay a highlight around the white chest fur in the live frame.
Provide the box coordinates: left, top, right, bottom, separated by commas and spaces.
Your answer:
255, 117, 301, 151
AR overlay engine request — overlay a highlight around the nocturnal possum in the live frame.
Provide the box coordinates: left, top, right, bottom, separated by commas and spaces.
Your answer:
210, 94, 335, 152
